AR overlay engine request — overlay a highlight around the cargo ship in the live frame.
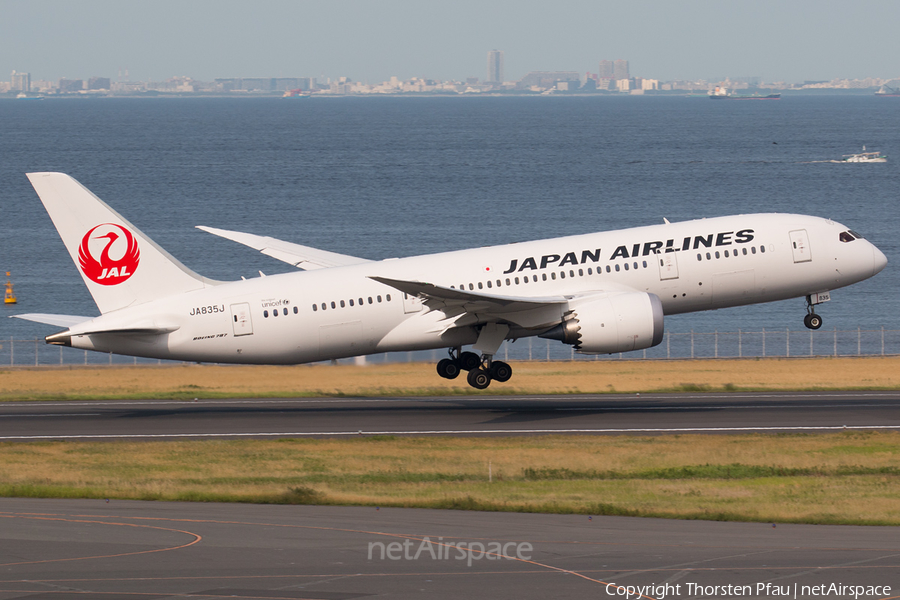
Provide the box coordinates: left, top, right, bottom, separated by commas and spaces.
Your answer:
709, 87, 781, 100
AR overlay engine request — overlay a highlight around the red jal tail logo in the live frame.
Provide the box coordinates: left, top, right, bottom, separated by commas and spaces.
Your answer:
78, 223, 141, 285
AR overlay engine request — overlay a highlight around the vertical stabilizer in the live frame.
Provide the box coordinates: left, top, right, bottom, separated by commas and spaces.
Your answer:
27, 172, 216, 314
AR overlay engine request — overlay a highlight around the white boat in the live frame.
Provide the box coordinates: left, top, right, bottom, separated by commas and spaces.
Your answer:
841, 146, 887, 163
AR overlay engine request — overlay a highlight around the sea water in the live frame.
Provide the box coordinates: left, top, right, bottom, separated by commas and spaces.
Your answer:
1, 95, 897, 361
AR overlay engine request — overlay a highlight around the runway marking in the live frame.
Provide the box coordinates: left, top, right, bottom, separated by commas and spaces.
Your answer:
0, 511, 648, 599
0, 413, 100, 418
0, 514, 201, 567
1, 424, 899, 440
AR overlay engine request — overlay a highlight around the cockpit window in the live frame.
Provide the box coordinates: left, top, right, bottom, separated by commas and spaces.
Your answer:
839, 231, 855, 243
848, 230, 864, 240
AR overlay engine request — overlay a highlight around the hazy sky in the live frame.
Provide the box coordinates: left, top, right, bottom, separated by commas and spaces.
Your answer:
3, 0, 899, 84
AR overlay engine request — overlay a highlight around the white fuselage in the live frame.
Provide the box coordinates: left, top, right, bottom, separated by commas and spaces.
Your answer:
59, 213, 885, 364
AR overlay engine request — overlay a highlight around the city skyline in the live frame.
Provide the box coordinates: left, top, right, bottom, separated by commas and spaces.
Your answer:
2, 0, 900, 85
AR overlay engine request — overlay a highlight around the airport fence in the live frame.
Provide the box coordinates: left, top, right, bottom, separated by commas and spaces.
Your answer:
1, 328, 899, 367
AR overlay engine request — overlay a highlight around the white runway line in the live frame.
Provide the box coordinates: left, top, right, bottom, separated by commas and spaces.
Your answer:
2, 424, 899, 440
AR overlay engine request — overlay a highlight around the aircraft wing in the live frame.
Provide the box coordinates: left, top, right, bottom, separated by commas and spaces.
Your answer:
369, 276, 575, 332
197, 226, 372, 270
369, 276, 569, 311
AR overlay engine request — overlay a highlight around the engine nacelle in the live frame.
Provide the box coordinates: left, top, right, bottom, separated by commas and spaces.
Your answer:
541, 292, 664, 354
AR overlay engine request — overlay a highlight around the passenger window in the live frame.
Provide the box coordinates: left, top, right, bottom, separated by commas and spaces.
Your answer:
559, 271, 565, 279
606, 265, 611, 273
264, 310, 269, 318
478, 282, 483, 289
486, 281, 492, 288
508, 278, 512, 285
642, 261, 647, 268
386, 294, 392, 301
515, 277, 520, 284
283, 308, 288, 316
587, 268, 592, 275
497, 279, 502, 287
542, 274, 547, 281
751, 247, 756, 254
724, 250, 729, 257
469, 283, 474, 290
624, 263, 629, 271
340, 300, 345, 308
706, 252, 711, 260
272, 310, 277, 317
321, 303, 327, 310
715, 251, 720, 259
294, 306, 299, 314
615, 264, 620, 272
570, 270, 575, 277
551, 272, 557, 280
377, 296, 382, 303
633, 262, 638, 269
359, 298, 363, 305
349, 299, 354, 306
368, 297, 373, 304
533, 275, 538, 282
742, 248, 747, 255
697, 253, 702, 261
760, 246, 766, 253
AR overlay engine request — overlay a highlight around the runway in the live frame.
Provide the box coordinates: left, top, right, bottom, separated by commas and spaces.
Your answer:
1, 391, 899, 440
1, 498, 898, 600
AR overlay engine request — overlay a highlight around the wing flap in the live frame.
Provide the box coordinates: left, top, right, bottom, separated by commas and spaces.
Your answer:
197, 226, 372, 270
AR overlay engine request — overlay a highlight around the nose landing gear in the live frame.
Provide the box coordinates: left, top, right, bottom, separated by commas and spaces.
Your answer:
804, 296, 823, 330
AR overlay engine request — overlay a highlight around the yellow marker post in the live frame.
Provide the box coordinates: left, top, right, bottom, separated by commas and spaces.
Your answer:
4, 272, 16, 304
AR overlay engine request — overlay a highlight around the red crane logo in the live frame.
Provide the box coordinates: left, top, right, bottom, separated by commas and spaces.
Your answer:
78, 223, 141, 286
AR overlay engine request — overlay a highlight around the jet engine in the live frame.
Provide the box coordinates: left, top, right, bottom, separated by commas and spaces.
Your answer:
540, 292, 664, 354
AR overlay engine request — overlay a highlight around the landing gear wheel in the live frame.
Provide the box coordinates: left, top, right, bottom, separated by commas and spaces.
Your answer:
489, 360, 512, 383
467, 368, 492, 390
458, 351, 481, 371
437, 358, 460, 379
804, 313, 823, 330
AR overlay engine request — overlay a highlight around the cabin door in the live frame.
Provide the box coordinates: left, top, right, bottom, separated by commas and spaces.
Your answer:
230, 303, 254, 336
789, 230, 812, 263
657, 251, 679, 280
402, 292, 423, 314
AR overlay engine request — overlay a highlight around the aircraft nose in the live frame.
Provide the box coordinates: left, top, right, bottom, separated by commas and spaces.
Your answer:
873, 244, 888, 275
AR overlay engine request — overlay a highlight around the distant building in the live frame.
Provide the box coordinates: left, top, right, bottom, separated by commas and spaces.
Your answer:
11, 70, 31, 92
516, 71, 580, 90
88, 77, 111, 90
487, 50, 504, 83
598, 61, 614, 79
58, 79, 84, 93
614, 60, 629, 80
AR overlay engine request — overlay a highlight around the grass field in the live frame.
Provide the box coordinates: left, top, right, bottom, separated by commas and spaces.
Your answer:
2, 358, 898, 524
2, 355, 900, 400
1, 432, 898, 525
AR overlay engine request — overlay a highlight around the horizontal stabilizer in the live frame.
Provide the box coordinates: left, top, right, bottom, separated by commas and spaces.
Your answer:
11, 313, 93, 328
197, 226, 371, 270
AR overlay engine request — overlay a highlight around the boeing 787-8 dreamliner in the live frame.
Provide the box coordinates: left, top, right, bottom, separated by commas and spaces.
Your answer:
15, 173, 887, 389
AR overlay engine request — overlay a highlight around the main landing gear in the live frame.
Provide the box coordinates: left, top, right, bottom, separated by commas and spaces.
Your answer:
437, 347, 513, 390
803, 296, 823, 330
